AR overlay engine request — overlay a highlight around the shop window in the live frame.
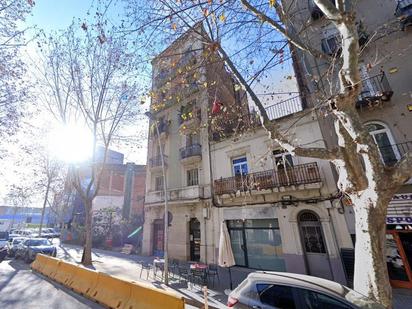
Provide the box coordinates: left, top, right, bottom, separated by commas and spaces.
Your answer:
155, 176, 164, 191
187, 168, 199, 186
257, 284, 296, 309
232, 157, 248, 176
227, 219, 285, 270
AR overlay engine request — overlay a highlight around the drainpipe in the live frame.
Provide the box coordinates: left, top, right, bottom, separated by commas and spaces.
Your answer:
327, 200, 344, 283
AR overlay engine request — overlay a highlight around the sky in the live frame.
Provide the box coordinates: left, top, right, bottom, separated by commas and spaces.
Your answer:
1, 0, 298, 206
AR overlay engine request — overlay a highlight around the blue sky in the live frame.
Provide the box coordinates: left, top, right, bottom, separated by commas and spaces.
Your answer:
26, 0, 93, 31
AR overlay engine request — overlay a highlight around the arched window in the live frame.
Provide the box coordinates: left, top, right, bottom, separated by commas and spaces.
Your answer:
365, 122, 400, 166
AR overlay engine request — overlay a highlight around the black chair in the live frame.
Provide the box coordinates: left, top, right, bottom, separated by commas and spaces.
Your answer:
190, 268, 207, 287
169, 259, 179, 278
178, 265, 190, 283
139, 262, 153, 280
154, 262, 164, 280
207, 264, 220, 287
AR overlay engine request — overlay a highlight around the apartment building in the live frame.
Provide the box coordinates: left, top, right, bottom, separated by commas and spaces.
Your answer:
142, 25, 357, 285
142, 26, 249, 260
282, 0, 412, 288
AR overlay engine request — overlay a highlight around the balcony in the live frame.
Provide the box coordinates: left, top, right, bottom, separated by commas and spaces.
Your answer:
180, 144, 202, 165
145, 185, 204, 205
396, 0, 412, 31
378, 141, 412, 166
265, 95, 303, 120
356, 73, 393, 108
214, 162, 322, 195
149, 155, 168, 172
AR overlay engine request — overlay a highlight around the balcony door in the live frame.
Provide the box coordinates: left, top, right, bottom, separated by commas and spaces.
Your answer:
366, 122, 400, 166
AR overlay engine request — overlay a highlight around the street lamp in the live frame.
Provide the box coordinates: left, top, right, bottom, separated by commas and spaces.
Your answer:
145, 111, 169, 285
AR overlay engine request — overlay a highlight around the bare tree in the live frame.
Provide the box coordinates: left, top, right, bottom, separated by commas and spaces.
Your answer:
0, 0, 33, 141
124, 0, 412, 307
37, 17, 143, 265
6, 185, 33, 229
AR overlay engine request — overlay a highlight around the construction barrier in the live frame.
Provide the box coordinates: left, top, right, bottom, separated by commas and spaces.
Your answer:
88, 273, 132, 308
67, 266, 99, 296
53, 260, 79, 286
30, 253, 49, 273
125, 280, 185, 309
39, 255, 61, 278
30, 254, 185, 309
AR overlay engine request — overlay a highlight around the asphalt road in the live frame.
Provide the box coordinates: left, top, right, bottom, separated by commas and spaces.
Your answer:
0, 257, 102, 309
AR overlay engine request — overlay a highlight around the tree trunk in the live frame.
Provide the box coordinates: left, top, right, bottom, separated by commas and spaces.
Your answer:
81, 199, 93, 266
352, 193, 392, 308
39, 180, 51, 237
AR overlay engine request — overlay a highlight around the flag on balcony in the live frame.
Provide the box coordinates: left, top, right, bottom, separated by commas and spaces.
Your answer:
212, 97, 223, 115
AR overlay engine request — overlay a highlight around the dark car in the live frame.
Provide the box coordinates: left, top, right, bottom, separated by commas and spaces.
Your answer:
6, 236, 26, 257
15, 238, 57, 263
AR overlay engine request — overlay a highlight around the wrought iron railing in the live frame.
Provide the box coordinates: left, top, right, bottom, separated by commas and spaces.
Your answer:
357, 73, 393, 107
214, 162, 321, 195
180, 144, 202, 160
265, 95, 303, 120
179, 108, 201, 125
149, 155, 168, 168
378, 141, 412, 166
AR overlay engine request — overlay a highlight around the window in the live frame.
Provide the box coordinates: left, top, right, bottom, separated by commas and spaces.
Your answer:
256, 284, 296, 309
232, 157, 248, 176
186, 133, 200, 146
187, 168, 199, 186
321, 35, 341, 55
227, 219, 285, 270
299, 289, 352, 309
155, 176, 164, 191
273, 149, 293, 169
365, 122, 400, 166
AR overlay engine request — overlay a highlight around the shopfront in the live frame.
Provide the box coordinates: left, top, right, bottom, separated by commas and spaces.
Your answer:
386, 193, 412, 289
227, 218, 286, 271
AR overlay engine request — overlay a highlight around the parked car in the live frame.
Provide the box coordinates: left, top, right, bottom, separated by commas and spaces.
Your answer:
42, 228, 60, 238
227, 272, 385, 309
15, 238, 57, 263
6, 237, 26, 257
14, 230, 33, 238
0, 231, 9, 250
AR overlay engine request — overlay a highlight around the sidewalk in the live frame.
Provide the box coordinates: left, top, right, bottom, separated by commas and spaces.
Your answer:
57, 243, 412, 309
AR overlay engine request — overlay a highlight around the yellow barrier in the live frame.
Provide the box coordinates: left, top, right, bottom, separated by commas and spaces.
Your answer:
30, 254, 185, 309
125, 280, 185, 309
68, 267, 99, 296
31, 253, 49, 273
88, 273, 132, 309
53, 260, 79, 286
40, 256, 61, 278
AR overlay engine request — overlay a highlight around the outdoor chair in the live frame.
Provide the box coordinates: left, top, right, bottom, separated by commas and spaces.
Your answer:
207, 264, 220, 287
190, 268, 207, 287
139, 262, 153, 280
154, 262, 164, 280
169, 259, 179, 278
178, 265, 190, 283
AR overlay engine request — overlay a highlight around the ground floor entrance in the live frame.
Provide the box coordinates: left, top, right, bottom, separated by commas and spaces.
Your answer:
387, 229, 412, 289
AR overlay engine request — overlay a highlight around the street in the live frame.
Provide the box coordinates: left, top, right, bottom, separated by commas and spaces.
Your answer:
0, 258, 102, 309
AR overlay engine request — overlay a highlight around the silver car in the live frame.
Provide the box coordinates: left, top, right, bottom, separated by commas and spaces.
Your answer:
227, 271, 385, 309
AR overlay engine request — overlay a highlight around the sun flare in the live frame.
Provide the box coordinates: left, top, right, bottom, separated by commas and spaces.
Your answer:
48, 124, 94, 163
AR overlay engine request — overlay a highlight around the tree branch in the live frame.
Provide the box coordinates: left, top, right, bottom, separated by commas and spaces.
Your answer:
390, 152, 412, 186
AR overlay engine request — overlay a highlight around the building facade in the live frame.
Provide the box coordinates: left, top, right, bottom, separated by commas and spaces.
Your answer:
141, 25, 359, 285
282, 0, 412, 288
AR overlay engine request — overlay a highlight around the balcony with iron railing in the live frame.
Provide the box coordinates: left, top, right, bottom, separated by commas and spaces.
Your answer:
149, 155, 168, 171
180, 144, 202, 164
356, 73, 393, 109
378, 141, 412, 166
265, 95, 304, 120
214, 162, 322, 195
